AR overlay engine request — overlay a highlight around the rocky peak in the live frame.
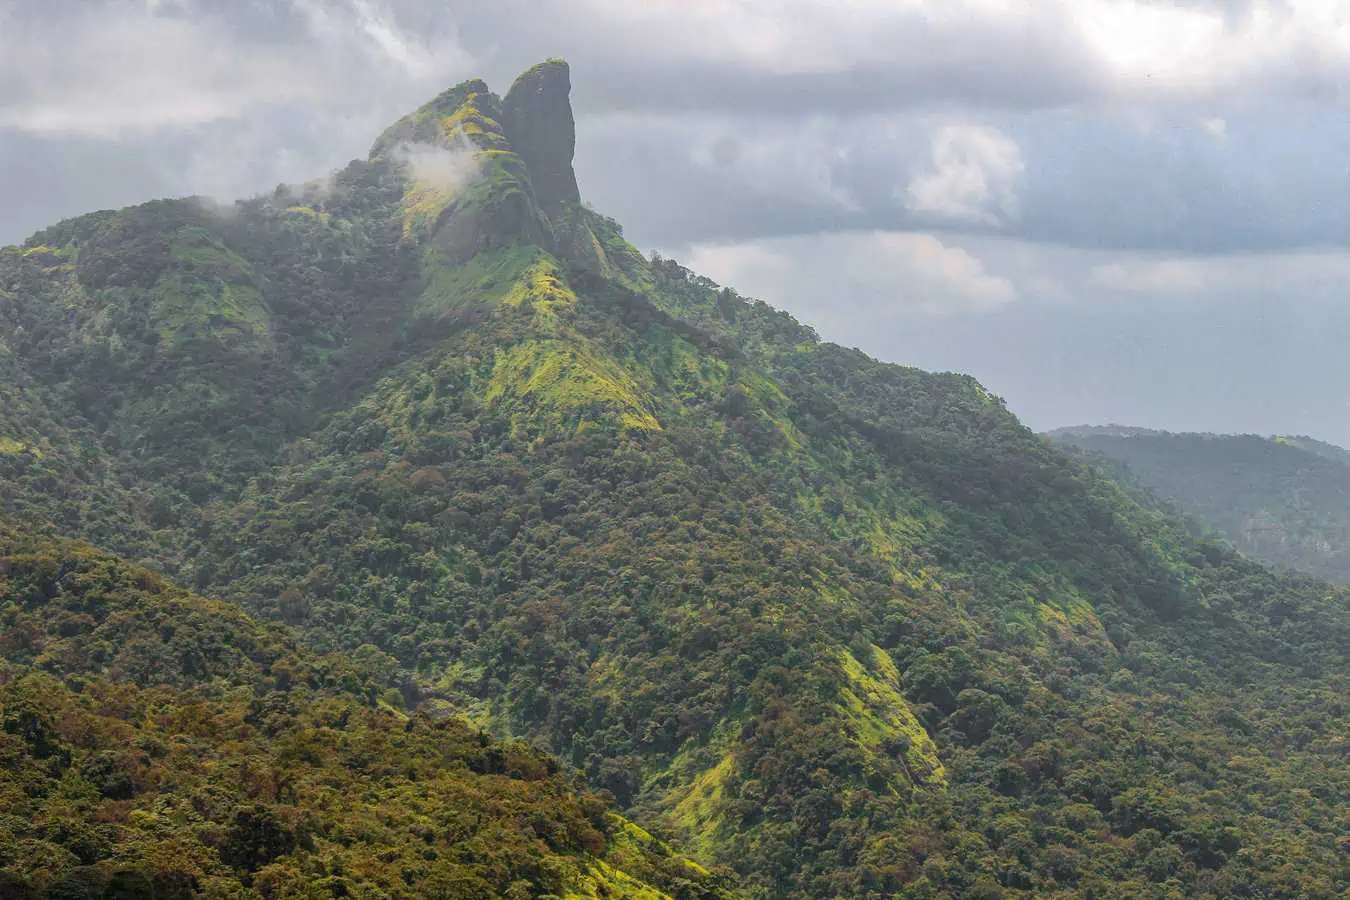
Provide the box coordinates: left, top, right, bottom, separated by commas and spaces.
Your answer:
369, 79, 495, 159
501, 59, 581, 217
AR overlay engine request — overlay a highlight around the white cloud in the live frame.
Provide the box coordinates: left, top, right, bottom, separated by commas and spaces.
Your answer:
564, 0, 1079, 77
1088, 250, 1350, 300
6, 1, 1349, 142
1089, 258, 1218, 295
0, 14, 311, 135
887, 231, 1019, 309
1202, 117, 1228, 137
392, 136, 483, 191
905, 124, 1025, 226
1077, 0, 1350, 98
0, 0, 473, 137
556, 0, 1350, 104
682, 242, 802, 292
688, 234, 1350, 324
685, 230, 1017, 318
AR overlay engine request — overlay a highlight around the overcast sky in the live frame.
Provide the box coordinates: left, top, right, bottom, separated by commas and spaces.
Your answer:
3, 0, 1349, 444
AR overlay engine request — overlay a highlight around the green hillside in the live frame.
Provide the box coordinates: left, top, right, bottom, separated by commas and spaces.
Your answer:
0, 515, 736, 900
2, 61, 1348, 899
1051, 428, 1350, 584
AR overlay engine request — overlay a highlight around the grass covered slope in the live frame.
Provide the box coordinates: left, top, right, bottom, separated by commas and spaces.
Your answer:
1051, 427, 1350, 584
0, 516, 737, 900
1, 61, 1349, 899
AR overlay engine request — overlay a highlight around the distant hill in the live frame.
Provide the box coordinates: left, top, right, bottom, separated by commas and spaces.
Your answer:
1050, 427, 1350, 584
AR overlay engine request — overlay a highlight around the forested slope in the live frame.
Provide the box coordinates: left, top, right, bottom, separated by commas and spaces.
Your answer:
0, 515, 736, 899
1, 61, 1348, 899
1051, 427, 1350, 584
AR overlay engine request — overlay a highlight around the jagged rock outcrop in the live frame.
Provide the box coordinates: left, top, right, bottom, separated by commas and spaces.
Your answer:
373, 78, 555, 263
501, 59, 582, 217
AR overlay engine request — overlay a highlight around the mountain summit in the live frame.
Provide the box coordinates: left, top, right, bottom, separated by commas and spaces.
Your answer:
501, 59, 582, 215
2, 62, 1348, 899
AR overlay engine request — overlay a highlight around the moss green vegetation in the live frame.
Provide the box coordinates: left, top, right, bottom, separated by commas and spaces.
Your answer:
486, 340, 660, 433
833, 647, 944, 787
152, 227, 270, 348
0, 437, 32, 455
1, 61, 1348, 900
668, 753, 735, 861
416, 245, 544, 318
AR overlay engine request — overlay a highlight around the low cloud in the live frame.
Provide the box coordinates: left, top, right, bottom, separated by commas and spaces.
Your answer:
1087, 251, 1350, 300
392, 135, 483, 192
1089, 258, 1218, 296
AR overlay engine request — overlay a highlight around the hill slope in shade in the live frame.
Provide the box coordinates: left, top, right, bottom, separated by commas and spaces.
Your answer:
2, 61, 1349, 899
1051, 427, 1350, 584
0, 514, 735, 899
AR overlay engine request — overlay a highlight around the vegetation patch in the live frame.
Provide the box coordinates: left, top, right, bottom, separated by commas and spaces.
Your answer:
416, 245, 543, 318
499, 255, 579, 319
834, 646, 945, 788
486, 339, 661, 432
0, 437, 33, 455
668, 752, 736, 861
150, 227, 270, 348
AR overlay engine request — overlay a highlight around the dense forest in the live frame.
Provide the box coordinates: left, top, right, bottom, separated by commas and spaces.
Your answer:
2, 60, 1348, 899
0, 515, 734, 899
1051, 427, 1350, 585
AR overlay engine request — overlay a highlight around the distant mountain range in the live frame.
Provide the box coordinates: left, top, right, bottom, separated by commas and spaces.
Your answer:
1050, 426, 1350, 584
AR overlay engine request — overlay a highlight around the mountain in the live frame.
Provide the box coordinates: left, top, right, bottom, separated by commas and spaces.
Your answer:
1050, 427, 1350, 584
2, 60, 1348, 899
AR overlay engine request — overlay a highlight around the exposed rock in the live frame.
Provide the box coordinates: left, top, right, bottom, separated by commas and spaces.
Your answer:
376, 79, 555, 263
501, 59, 581, 217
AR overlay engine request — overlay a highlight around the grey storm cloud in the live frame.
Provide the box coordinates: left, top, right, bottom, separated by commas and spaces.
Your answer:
5, 0, 1347, 251
577, 102, 1350, 254
3, 0, 1349, 443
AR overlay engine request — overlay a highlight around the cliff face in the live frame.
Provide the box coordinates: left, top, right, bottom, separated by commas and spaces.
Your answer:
501, 58, 582, 217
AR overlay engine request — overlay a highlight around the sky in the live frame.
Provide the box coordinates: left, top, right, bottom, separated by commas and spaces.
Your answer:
3, 0, 1349, 444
